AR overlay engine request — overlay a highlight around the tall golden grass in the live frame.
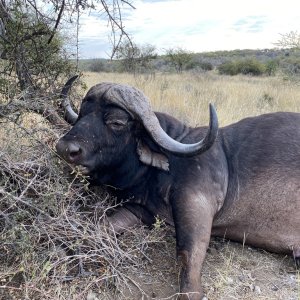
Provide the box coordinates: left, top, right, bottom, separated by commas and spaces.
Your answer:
82, 71, 300, 127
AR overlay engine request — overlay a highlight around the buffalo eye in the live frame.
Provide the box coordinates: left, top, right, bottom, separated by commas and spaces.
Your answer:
105, 118, 128, 130
104, 108, 130, 131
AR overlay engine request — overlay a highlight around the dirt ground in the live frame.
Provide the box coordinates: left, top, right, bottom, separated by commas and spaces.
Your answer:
86, 229, 299, 300
1, 226, 298, 300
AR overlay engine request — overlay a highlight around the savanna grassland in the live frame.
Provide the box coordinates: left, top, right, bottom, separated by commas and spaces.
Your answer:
1, 71, 299, 300
83, 71, 300, 126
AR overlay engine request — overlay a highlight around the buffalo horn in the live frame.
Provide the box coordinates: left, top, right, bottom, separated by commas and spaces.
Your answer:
104, 84, 218, 157
60, 75, 79, 124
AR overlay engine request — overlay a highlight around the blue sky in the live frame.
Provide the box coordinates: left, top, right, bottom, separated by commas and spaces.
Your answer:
78, 0, 300, 58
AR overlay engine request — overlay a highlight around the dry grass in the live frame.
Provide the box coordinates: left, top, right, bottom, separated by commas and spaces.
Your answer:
82, 71, 300, 126
0, 71, 299, 300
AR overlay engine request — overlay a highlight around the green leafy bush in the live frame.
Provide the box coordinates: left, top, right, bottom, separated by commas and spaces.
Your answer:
199, 62, 214, 71
218, 59, 266, 76
265, 60, 279, 76
238, 59, 266, 75
186, 60, 213, 71
218, 61, 239, 75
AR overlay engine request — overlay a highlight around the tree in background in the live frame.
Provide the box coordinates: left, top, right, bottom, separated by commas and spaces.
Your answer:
0, 0, 74, 92
275, 31, 300, 49
275, 31, 300, 78
115, 41, 157, 73
165, 47, 193, 73
0, 0, 134, 126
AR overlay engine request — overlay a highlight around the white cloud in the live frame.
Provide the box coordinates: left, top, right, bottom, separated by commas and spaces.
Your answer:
78, 0, 300, 57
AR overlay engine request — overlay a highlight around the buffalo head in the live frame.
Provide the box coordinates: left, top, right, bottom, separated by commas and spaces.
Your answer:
56, 78, 218, 185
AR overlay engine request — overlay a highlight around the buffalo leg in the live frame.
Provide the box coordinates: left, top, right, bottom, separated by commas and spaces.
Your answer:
106, 207, 142, 234
172, 194, 215, 300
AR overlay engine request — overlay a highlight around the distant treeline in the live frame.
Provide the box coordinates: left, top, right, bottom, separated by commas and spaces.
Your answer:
78, 48, 300, 77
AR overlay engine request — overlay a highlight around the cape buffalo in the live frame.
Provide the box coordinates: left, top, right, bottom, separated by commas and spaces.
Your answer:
56, 76, 300, 300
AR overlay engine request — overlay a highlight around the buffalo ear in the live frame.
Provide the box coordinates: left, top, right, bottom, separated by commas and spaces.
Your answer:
137, 140, 169, 171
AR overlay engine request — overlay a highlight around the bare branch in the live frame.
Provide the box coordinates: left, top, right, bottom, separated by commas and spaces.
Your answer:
47, 0, 65, 44
121, 0, 135, 10
275, 31, 300, 49
100, 0, 134, 58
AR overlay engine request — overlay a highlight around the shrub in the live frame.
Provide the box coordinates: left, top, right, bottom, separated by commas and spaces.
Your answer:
199, 62, 214, 71
237, 59, 265, 75
265, 60, 279, 76
218, 59, 265, 76
88, 59, 106, 72
186, 60, 213, 71
280, 57, 300, 76
218, 61, 239, 75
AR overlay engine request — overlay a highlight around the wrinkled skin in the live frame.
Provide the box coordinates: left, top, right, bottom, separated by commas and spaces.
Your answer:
56, 84, 300, 300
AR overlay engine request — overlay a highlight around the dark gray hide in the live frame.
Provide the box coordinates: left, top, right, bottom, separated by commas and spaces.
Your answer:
56, 81, 300, 300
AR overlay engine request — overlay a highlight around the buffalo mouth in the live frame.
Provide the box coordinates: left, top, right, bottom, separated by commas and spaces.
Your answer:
72, 164, 90, 176
56, 139, 95, 176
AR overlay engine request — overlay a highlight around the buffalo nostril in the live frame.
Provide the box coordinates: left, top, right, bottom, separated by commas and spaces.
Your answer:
68, 143, 80, 153
67, 143, 82, 161
69, 148, 81, 159
56, 140, 82, 162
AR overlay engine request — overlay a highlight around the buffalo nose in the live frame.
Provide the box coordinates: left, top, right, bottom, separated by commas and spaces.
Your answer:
56, 140, 82, 163
68, 142, 82, 161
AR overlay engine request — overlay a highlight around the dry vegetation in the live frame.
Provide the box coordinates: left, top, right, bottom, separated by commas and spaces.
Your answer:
83, 71, 300, 125
1, 71, 299, 300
